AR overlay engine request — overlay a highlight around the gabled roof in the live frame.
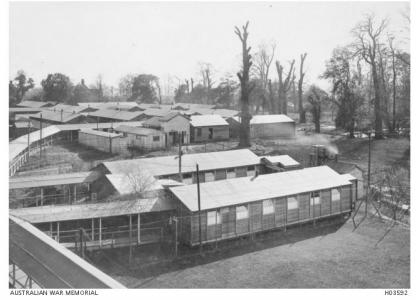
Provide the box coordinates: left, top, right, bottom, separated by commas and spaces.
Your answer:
170, 166, 353, 212
17, 101, 55, 108
190, 114, 229, 127
142, 116, 162, 128
79, 129, 123, 138
47, 104, 89, 114
87, 109, 144, 121
114, 125, 162, 136
30, 110, 84, 123
99, 149, 260, 177
232, 114, 295, 124
159, 111, 188, 122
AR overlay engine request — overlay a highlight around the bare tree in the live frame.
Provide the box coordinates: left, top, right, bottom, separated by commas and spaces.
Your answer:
235, 21, 255, 147
253, 43, 276, 113
126, 170, 157, 197
375, 167, 410, 221
298, 53, 307, 123
352, 15, 389, 139
199, 62, 215, 103
276, 59, 295, 114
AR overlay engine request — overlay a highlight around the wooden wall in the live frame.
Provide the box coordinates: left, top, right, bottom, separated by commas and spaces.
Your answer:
180, 184, 354, 246
190, 125, 230, 143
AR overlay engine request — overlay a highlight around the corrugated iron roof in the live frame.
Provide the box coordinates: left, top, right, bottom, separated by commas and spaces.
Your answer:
169, 166, 353, 211
10, 198, 175, 223
100, 149, 260, 177
9, 171, 100, 189
87, 109, 143, 121
79, 129, 123, 138
9, 216, 126, 288
261, 155, 301, 167
190, 114, 229, 127
30, 110, 84, 123
47, 104, 89, 114
114, 125, 162, 136
9, 125, 62, 161
233, 114, 295, 124
17, 101, 55, 108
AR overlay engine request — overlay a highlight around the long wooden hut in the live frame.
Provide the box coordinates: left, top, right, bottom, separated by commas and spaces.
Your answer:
169, 166, 357, 246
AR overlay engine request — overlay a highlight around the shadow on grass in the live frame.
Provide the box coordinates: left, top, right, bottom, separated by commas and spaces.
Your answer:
90, 215, 347, 285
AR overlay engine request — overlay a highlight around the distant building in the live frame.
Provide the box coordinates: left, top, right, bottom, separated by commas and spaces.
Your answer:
86, 109, 144, 123
78, 129, 124, 154
143, 112, 190, 145
29, 111, 86, 128
17, 100, 55, 109
47, 104, 96, 114
94, 149, 262, 184
190, 114, 230, 143
227, 114, 296, 139
114, 125, 165, 151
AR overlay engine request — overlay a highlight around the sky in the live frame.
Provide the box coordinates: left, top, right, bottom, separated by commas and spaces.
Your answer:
9, 1, 410, 95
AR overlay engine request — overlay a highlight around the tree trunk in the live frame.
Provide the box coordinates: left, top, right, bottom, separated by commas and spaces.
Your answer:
235, 22, 253, 148
371, 66, 383, 139
298, 53, 307, 123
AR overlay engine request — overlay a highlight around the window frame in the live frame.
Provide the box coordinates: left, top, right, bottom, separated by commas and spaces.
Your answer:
262, 199, 275, 215
331, 188, 341, 202
287, 196, 298, 210
236, 205, 249, 220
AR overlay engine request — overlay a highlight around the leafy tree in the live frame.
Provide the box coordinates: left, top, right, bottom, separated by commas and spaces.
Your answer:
322, 47, 365, 137
41, 73, 73, 104
130, 74, 160, 103
305, 85, 329, 133
9, 70, 34, 106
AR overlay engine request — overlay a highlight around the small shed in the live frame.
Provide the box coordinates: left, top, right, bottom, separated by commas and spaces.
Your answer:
114, 125, 165, 151
143, 112, 190, 145
170, 165, 355, 246
228, 114, 296, 139
190, 114, 230, 143
260, 155, 302, 173
78, 129, 124, 154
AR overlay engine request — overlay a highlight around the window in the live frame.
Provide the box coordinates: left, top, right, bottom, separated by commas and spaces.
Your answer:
123, 132, 127, 137
287, 197, 298, 210
135, 135, 141, 140
310, 191, 320, 205
331, 189, 340, 202
205, 171, 215, 182
236, 205, 248, 220
208, 128, 213, 139
247, 165, 256, 176
263, 199, 274, 215
226, 168, 235, 179
183, 173, 192, 179
197, 128, 202, 137
207, 210, 221, 225
153, 136, 160, 142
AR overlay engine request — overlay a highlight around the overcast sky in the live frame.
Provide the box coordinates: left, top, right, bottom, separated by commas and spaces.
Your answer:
10, 1, 410, 95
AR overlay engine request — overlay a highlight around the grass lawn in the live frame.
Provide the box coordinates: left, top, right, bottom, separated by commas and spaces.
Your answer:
93, 210, 409, 288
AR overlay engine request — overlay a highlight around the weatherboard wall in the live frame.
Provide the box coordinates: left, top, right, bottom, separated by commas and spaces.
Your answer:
174, 184, 354, 246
